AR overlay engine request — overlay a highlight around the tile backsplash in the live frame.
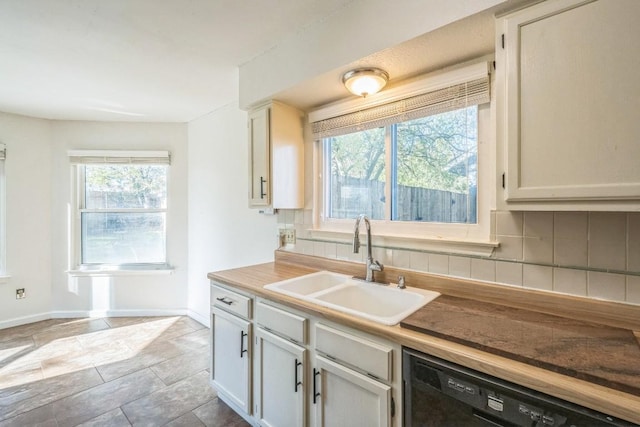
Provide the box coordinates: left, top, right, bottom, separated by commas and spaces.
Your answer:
277, 209, 640, 306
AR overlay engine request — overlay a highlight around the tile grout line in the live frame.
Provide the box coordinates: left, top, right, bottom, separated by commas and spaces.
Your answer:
119, 405, 134, 427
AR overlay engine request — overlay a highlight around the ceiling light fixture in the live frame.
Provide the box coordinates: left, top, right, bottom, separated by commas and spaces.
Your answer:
342, 68, 389, 97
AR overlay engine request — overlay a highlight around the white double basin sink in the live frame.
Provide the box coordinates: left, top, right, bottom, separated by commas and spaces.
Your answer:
264, 271, 440, 326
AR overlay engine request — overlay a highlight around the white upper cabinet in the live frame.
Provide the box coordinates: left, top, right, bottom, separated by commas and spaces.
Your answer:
248, 101, 304, 209
497, 0, 640, 210
248, 107, 271, 207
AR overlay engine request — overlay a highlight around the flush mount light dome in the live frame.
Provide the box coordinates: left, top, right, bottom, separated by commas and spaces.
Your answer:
342, 68, 389, 97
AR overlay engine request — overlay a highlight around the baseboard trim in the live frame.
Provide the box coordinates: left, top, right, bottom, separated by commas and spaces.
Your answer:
0, 312, 51, 330
0, 308, 208, 331
50, 309, 188, 319
187, 309, 210, 328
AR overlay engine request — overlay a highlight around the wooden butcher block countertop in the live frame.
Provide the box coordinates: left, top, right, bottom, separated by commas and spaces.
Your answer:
208, 251, 640, 424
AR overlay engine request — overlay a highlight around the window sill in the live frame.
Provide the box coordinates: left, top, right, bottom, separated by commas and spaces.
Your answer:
0, 275, 10, 284
67, 266, 174, 277
307, 228, 498, 257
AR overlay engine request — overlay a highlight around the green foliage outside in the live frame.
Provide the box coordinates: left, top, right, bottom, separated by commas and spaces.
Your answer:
396, 106, 477, 193
329, 106, 477, 194
85, 164, 167, 209
329, 127, 386, 183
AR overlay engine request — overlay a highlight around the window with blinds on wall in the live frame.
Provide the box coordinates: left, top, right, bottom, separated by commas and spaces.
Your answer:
312, 63, 490, 225
68, 150, 170, 268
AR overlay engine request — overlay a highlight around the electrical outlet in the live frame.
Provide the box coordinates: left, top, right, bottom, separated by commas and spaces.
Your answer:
279, 228, 296, 244
16, 288, 25, 299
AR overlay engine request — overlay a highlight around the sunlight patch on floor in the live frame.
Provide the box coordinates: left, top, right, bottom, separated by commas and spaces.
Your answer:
0, 316, 184, 390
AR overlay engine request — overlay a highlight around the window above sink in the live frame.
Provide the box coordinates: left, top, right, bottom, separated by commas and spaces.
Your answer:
308, 61, 497, 256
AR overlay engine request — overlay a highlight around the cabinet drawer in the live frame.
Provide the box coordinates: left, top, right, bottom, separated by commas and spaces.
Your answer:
211, 283, 252, 319
315, 323, 392, 382
256, 301, 307, 344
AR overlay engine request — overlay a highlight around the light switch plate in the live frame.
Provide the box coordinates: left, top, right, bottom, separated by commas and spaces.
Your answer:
279, 229, 296, 244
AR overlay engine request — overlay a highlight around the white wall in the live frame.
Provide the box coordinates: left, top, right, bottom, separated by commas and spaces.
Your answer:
0, 112, 52, 328
0, 106, 278, 328
187, 103, 278, 324
49, 121, 189, 316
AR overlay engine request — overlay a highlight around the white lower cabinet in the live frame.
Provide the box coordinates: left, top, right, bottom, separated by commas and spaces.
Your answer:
254, 328, 306, 427
211, 307, 252, 415
210, 282, 254, 422
311, 323, 397, 427
211, 289, 401, 427
313, 355, 391, 427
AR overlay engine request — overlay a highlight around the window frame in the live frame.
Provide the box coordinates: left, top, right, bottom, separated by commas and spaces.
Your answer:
69, 151, 172, 272
309, 62, 497, 256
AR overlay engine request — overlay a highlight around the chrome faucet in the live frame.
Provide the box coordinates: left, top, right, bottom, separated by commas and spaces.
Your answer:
353, 214, 383, 282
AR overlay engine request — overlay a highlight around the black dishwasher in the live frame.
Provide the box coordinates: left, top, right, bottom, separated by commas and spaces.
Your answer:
403, 348, 637, 427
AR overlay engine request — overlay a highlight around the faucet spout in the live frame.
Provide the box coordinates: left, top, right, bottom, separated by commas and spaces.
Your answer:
353, 215, 363, 253
353, 214, 383, 282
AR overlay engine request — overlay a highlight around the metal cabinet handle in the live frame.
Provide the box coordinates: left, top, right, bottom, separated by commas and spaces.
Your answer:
260, 176, 267, 199
294, 359, 302, 392
240, 331, 248, 358
313, 368, 320, 404
216, 297, 233, 306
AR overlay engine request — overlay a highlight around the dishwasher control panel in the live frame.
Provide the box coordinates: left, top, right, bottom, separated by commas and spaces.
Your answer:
438, 370, 568, 427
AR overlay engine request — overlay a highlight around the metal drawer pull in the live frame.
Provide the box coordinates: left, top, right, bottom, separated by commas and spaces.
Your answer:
216, 297, 233, 306
240, 331, 248, 358
294, 359, 302, 392
313, 368, 320, 404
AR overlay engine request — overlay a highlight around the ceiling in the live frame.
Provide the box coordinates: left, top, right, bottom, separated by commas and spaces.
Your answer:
275, 0, 538, 111
0, 0, 535, 123
0, 0, 352, 122
276, 9, 497, 111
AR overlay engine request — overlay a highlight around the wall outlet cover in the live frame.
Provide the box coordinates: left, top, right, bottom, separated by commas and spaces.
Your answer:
279, 228, 296, 244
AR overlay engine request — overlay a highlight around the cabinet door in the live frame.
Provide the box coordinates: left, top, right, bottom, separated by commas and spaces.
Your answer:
255, 328, 306, 427
248, 107, 270, 207
312, 355, 391, 427
500, 0, 640, 204
270, 102, 304, 209
211, 307, 251, 414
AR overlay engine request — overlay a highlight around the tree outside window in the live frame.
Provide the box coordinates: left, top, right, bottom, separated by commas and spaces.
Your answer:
325, 106, 477, 224
80, 164, 168, 265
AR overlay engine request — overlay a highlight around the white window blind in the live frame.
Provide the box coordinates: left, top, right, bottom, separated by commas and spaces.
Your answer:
311, 64, 490, 139
68, 150, 170, 165
0, 144, 6, 160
